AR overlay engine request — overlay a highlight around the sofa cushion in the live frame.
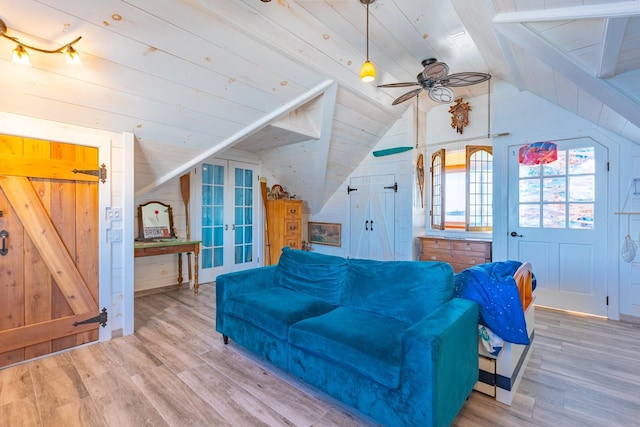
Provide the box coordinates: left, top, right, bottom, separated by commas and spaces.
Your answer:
275, 248, 348, 305
342, 259, 454, 324
288, 307, 409, 389
224, 287, 337, 339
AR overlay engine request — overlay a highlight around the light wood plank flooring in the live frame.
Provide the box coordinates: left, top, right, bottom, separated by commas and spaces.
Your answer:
1, 282, 640, 426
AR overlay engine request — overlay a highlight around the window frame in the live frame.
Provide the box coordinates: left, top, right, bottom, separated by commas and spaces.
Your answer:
466, 145, 493, 232
429, 145, 493, 232
430, 148, 445, 230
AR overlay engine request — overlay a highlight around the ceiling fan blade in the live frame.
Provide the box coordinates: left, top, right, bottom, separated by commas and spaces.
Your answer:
377, 82, 420, 88
392, 88, 423, 105
423, 61, 449, 80
439, 72, 491, 87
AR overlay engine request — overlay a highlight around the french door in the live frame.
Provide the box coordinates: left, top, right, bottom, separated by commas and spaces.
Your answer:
507, 137, 608, 316
198, 160, 260, 283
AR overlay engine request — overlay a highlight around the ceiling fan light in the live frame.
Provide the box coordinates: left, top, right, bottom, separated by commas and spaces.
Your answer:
360, 60, 376, 82
12, 44, 30, 65
65, 45, 81, 65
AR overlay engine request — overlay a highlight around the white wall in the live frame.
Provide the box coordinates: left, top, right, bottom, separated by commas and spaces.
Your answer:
133, 175, 189, 293
621, 146, 640, 320
0, 112, 134, 337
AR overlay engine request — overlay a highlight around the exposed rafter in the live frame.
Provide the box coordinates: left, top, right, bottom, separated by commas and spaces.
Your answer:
597, 18, 628, 79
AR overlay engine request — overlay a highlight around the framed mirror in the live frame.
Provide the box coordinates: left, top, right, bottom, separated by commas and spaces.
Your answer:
137, 201, 176, 240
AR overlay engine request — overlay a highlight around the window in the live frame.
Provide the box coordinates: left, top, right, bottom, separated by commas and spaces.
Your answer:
430, 146, 492, 231
518, 146, 594, 229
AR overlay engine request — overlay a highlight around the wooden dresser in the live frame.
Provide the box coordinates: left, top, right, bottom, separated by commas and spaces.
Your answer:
418, 236, 491, 272
266, 199, 303, 265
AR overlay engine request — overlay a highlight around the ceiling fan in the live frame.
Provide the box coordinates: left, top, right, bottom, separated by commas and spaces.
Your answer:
378, 58, 491, 104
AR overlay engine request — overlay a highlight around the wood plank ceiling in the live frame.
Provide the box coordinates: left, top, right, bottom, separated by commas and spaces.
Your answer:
0, 0, 639, 212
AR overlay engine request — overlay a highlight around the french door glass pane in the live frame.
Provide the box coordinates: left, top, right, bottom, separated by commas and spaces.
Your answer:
202, 163, 225, 269
234, 167, 253, 265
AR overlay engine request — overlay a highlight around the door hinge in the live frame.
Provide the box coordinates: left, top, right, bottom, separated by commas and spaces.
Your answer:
607, 162, 610, 172
347, 185, 358, 194
384, 182, 398, 192
72, 163, 107, 183
606, 296, 609, 306
73, 308, 108, 328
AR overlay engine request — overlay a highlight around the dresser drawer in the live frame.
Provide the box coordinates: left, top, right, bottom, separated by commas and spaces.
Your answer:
284, 202, 301, 219
420, 238, 453, 251
285, 220, 301, 237
418, 236, 492, 272
285, 238, 301, 250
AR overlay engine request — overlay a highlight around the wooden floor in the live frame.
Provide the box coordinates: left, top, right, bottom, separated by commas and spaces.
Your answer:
2, 282, 640, 426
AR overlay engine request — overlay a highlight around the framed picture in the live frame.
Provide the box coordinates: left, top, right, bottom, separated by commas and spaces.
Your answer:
308, 222, 342, 247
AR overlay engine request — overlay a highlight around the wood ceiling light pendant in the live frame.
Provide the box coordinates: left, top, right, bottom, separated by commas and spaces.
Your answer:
360, 0, 376, 83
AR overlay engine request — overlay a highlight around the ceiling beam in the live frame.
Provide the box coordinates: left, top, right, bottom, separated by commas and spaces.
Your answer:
493, 22, 640, 129
493, 1, 640, 23
597, 18, 628, 79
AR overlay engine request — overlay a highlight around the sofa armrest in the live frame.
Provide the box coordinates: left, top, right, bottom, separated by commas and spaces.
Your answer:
215, 265, 277, 333
401, 298, 479, 427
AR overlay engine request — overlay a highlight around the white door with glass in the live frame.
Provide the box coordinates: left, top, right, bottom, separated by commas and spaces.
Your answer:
508, 138, 608, 316
199, 160, 260, 283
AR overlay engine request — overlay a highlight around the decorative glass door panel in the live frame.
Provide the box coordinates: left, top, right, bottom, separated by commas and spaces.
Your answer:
518, 147, 595, 230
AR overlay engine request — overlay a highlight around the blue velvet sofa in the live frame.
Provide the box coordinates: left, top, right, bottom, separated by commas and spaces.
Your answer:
216, 248, 479, 427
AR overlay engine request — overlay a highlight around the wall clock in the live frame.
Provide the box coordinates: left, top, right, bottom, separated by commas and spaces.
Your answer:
449, 98, 471, 134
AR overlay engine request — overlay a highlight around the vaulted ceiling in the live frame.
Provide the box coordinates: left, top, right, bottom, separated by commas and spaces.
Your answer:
1, 1, 639, 213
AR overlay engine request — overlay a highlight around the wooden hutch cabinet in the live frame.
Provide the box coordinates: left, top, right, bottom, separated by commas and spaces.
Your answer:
266, 199, 303, 264
418, 236, 491, 272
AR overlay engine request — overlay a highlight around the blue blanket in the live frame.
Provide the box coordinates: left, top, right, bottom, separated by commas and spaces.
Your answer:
454, 261, 535, 345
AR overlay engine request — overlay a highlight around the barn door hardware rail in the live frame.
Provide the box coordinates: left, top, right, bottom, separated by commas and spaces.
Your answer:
0, 230, 8, 256
72, 164, 107, 183
73, 307, 108, 328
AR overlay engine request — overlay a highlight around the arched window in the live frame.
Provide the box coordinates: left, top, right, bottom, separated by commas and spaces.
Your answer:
430, 145, 492, 232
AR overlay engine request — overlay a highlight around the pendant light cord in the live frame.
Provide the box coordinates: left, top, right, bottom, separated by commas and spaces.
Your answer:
487, 78, 491, 138
416, 94, 419, 148
365, 2, 370, 61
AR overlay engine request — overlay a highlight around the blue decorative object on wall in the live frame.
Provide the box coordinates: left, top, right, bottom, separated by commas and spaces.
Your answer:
372, 146, 413, 157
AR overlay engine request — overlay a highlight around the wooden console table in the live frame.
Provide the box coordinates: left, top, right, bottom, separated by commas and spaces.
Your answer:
134, 239, 201, 294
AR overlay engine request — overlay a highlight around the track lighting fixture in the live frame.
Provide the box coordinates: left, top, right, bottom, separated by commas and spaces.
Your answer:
0, 18, 82, 65
359, 0, 376, 83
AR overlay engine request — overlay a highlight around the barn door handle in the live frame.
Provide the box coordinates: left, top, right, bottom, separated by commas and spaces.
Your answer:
0, 230, 8, 256
370, 220, 374, 231
365, 220, 369, 231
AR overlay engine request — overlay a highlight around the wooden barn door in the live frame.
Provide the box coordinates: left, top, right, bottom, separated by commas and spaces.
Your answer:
0, 135, 103, 368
